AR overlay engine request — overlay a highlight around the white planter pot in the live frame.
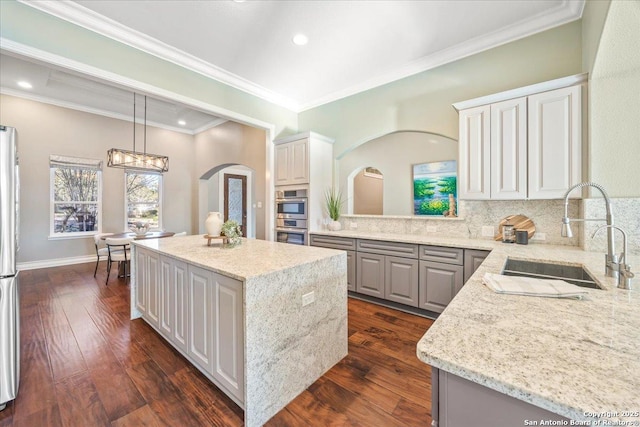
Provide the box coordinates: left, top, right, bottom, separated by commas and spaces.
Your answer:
327, 220, 342, 231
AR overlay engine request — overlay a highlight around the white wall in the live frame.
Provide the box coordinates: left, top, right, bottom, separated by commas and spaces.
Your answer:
0, 94, 193, 264
339, 131, 457, 216
194, 122, 267, 239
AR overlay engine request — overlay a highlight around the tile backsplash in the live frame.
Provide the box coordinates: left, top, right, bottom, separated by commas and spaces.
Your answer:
340, 197, 639, 255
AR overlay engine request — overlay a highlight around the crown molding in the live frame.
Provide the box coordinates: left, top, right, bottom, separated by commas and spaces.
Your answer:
193, 119, 229, 135
298, 0, 586, 111
0, 38, 274, 132
16, 0, 584, 113
18, 0, 300, 111
1, 87, 198, 135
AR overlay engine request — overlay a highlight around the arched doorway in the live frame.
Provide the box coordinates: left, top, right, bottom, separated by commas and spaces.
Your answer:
199, 164, 256, 238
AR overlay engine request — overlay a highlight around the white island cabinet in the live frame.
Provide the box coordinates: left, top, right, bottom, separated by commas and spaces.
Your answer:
130, 236, 348, 427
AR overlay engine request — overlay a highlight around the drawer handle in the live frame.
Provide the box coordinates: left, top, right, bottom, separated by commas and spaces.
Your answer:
360, 242, 415, 254
422, 250, 458, 259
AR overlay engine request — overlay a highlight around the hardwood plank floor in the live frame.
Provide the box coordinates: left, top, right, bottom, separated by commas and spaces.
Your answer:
0, 262, 434, 426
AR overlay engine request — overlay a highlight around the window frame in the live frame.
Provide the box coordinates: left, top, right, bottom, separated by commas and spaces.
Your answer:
49, 156, 103, 240
124, 171, 163, 231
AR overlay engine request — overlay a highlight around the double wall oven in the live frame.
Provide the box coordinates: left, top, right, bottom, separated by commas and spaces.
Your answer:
275, 188, 308, 245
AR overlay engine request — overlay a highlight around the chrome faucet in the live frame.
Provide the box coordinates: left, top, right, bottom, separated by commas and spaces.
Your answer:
592, 225, 635, 289
561, 182, 618, 278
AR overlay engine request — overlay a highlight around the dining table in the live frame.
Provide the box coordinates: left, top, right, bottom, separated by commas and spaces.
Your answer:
101, 231, 176, 240
101, 231, 175, 279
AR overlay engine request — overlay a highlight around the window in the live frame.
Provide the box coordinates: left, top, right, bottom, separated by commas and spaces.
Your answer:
50, 155, 102, 237
126, 172, 162, 230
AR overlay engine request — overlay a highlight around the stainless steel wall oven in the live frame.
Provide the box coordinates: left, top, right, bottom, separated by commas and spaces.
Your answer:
275, 188, 308, 245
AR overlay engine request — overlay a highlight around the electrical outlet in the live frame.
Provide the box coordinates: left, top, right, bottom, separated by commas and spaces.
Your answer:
531, 232, 546, 241
426, 226, 437, 233
481, 226, 495, 237
350, 222, 358, 229
302, 291, 315, 307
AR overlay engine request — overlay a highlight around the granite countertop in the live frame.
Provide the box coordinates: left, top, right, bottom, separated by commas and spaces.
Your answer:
132, 235, 343, 281
313, 229, 640, 422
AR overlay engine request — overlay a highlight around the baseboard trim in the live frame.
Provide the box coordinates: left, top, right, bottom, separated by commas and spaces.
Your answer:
17, 255, 96, 271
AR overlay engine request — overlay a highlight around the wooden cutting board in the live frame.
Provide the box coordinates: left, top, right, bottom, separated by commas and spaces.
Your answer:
494, 215, 536, 241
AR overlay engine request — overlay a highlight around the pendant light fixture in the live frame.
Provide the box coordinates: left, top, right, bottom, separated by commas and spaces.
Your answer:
107, 93, 169, 172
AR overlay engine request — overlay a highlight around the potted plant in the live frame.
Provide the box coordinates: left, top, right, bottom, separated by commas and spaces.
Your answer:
325, 188, 344, 231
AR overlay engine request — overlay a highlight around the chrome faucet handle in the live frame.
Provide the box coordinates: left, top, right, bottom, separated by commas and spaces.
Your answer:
619, 266, 634, 290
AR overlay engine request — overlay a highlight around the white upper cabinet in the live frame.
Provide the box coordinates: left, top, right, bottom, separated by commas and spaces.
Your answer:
274, 138, 309, 186
528, 85, 582, 199
490, 97, 527, 200
455, 74, 585, 200
458, 105, 490, 200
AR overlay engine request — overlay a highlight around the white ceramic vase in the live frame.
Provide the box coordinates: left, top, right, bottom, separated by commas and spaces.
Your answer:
328, 220, 342, 231
205, 212, 223, 236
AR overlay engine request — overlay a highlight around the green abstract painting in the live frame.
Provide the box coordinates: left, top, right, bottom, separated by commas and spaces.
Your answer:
413, 160, 457, 216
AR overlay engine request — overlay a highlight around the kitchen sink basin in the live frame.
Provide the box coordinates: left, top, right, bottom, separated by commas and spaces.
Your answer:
501, 258, 602, 289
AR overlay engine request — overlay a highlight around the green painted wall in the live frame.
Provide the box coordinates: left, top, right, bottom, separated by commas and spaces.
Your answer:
588, 0, 640, 197
298, 21, 583, 158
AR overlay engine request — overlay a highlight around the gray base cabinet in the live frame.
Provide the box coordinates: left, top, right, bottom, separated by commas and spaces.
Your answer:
311, 234, 491, 314
356, 252, 385, 298
419, 261, 463, 313
433, 368, 569, 427
419, 246, 464, 314
464, 249, 490, 282
385, 256, 419, 307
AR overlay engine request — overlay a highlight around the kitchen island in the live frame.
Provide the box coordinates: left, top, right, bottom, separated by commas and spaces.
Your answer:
129, 235, 347, 427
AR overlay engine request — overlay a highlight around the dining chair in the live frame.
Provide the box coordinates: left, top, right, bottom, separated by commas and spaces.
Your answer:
105, 237, 133, 285
93, 232, 114, 277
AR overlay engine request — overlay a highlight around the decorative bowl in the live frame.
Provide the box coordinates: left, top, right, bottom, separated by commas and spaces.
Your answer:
130, 223, 150, 236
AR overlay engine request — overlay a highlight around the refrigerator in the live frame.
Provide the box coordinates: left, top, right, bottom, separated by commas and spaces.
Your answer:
0, 125, 19, 411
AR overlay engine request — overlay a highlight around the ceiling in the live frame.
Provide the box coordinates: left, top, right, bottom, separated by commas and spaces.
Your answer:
1, 0, 584, 129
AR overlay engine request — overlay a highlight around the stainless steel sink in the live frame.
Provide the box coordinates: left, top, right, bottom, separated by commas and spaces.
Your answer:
501, 258, 602, 289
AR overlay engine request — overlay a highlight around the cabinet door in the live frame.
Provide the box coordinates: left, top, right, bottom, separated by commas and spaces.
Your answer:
490, 97, 527, 200
419, 261, 464, 313
458, 105, 491, 200
385, 256, 419, 307
528, 85, 582, 199
289, 138, 309, 185
135, 249, 147, 314
356, 252, 385, 298
211, 273, 244, 403
146, 252, 160, 327
188, 265, 213, 373
159, 257, 173, 336
463, 250, 490, 283
172, 259, 189, 353
346, 250, 356, 292
274, 143, 291, 186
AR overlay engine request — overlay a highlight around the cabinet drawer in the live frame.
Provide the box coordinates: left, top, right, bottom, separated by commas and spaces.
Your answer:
419, 245, 464, 265
357, 239, 419, 259
310, 234, 356, 251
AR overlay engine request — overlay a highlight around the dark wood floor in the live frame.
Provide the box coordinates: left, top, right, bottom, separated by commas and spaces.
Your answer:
0, 261, 434, 427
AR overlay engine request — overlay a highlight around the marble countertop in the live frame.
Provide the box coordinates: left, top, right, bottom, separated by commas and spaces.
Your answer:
314, 230, 640, 421
132, 235, 342, 281
311, 229, 500, 250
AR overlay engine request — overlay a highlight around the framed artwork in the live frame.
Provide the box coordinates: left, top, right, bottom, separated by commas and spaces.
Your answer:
413, 160, 457, 216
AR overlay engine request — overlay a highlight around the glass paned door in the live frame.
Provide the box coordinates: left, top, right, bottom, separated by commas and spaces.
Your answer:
224, 174, 247, 234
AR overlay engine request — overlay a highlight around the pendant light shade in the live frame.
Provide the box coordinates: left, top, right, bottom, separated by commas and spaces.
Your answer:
107, 94, 169, 173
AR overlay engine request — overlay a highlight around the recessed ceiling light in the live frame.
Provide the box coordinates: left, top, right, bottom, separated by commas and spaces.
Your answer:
17, 81, 32, 89
178, 120, 186, 126
292, 34, 308, 46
